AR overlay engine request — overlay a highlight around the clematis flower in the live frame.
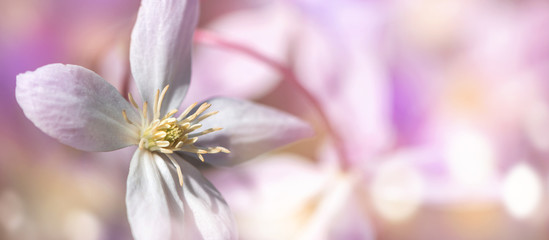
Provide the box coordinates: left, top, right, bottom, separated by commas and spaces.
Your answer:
14, 0, 312, 239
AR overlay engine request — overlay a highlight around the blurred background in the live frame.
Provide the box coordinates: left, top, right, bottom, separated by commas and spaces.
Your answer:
2, 0, 549, 239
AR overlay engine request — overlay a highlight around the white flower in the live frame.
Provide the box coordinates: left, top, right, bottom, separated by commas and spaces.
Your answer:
14, 0, 313, 239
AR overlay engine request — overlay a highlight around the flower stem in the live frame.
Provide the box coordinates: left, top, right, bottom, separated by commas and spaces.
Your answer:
193, 29, 352, 169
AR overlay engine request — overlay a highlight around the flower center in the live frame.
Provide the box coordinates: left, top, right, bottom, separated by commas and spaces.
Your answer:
122, 85, 230, 161
164, 124, 184, 144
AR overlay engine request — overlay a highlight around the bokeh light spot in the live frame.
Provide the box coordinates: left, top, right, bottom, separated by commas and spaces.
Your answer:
501, 163, 542, 219
445, 128, 497, 191
63, 209, 103, 240
371, 157, 424, 222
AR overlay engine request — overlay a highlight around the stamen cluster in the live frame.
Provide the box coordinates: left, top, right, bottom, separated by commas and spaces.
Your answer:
122, 85, 230, 162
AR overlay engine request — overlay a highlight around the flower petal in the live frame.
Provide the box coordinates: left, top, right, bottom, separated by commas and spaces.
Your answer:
129, 0, 199, 113
188, 2, 297, 103
15, 63, 139, 152
126, 149, 171, 240
325, 193, 375, 240
206, 154, 329, 239
293, 1, 394, 163
184, 97, 314, 166
298, 174, 374, 240
126, 149, 237, 240
174, 154, 237, 239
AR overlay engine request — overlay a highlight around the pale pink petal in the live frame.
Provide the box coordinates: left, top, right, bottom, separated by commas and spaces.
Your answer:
293, 1, 394, 163
188, 2, 297, 103
126, 149, 173, 240
206, 154, 330, 240
16, 63, 139, 152
129, 0, 198, 113
126, 149, 236, 240
183, 97, 314, 166
325, 194, 375, 240
210, 152, 374, 240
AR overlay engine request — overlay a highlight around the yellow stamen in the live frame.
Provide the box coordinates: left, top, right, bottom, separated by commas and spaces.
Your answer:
128, 93, 139, 109
189, 127, 223, 137
153, 89, 160, 120
165, 109, 178, 118
195, 111, 218, 123
122, 110, 133, 125
178, 102, 198, 121
142, 102, 149, 126
122, 84, 229, 162
167, 155, 184, 186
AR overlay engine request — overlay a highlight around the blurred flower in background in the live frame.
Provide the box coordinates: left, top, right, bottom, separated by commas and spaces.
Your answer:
2, 0, 549, 239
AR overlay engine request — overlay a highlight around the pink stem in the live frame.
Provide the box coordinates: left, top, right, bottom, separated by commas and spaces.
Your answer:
193, 29, 351, 168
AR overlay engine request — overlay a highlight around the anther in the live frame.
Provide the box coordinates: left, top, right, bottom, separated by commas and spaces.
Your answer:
122, 110, 132, 124
154, 131, 167, 139
189, 128, 222, 137
167, 155, 184, 186
178, 102, 198, 121
128, 93, 139, 109
187, 124, 202, 132
142, 101, 149, 125
156, 141, 170, 148
195, 111, 218, 123
166, 109, 178, 118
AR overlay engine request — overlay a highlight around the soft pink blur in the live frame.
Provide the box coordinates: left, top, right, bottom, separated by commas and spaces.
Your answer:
2, 0, 549, 240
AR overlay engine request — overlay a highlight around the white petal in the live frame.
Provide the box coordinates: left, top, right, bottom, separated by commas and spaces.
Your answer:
185, 97, 314, 166
126, 149, 237, 240
15, 63, 139, 152
129, 0, 199, 114
126, 149, 172, 240
175, 155, 237, 239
